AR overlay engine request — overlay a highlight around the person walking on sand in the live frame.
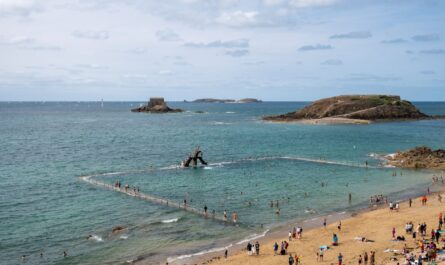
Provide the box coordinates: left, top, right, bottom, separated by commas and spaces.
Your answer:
289, 254, 295, 265
358, 254, 363, 264
338, 253, 343, 265
323, 218, 327, 228
224, 249, 228, 259
370, 251, 375, 265
255, 241, 260, 255
273, 242, 278, 255
409, 198, 412, 207
338, 221, 342, 231
364, 252, 368, 265
392, 227, 396, 238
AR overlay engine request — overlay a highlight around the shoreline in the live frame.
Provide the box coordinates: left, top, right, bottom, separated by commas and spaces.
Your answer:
186, 186, 445, 265
156, 182, 443, 265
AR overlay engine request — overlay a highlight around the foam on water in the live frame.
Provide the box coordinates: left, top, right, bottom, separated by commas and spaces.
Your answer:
235, 229, 270, 245
162, 218, 180, 224
167, 243, 233, 263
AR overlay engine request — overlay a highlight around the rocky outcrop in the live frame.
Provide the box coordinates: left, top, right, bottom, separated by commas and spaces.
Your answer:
237, 98, 262, 103
190, 98, 236, 103
188, 98, 261, 103
131, 97, 182, 113
263, 95, 429, 123
112, 226, 126, 233
386, 146, 445, 169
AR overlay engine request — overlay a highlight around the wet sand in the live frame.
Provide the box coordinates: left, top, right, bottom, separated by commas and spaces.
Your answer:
188, 191, 445, 265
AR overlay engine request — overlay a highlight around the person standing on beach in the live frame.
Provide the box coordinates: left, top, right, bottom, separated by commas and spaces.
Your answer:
364, 252, 368, 265
224, 249, 228, 259
333, 233, 339, 246
288, 254, 295, 265
337, 221, 342, 231
409, 198, 412, 207
370, 251, 375, 265
338, 253, 343, 265
273, 242, 278, 255
358, 254, 363, 264
323, 218, 327, 228
392, 227, 396, 238
319, 249, 324, 261
255, 241, 260, 255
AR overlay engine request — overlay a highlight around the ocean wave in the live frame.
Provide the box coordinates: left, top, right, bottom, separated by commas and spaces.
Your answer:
204, 166, 213, 170
162, 218, 180, 224
167, 243, 233, 263
225, 111, 236, 114
212, 121, 232, 125
120, 235, 129, 240
235, 229, 270, 245
88, 235, 103, 242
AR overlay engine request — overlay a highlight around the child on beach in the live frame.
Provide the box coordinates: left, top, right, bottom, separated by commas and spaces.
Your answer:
333, 233, 339, 246
338, 253, 343, 265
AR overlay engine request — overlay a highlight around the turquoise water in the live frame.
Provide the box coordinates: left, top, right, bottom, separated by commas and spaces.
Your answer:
1, 101, 444, 265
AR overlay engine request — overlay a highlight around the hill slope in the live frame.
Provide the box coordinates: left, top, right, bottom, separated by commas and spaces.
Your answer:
263, 95, 429, 123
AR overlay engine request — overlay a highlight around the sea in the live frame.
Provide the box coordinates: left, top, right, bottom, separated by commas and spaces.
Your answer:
1, 101, 445, 265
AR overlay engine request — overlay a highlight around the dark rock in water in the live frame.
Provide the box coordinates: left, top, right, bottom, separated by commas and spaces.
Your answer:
131, 97, 183, 113
112, 226, 126, 233
263, 95, 430, 123
386, 146, 445, 169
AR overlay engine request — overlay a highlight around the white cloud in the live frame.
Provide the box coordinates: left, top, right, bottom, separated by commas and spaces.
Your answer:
158, 70, 174, 75
298, 44, 333, 51
225, 49, 249, 57
184, 39, 249, 48
72, 30, 109, 40
263, 0, 284, 5
0, 0, 40, 16
330, 31, 372, 39
0, 35, 60, 51
289, 0, 337, 8
216, 11, 259, 27
322, 59, 342, 65
155, 29, 182, 42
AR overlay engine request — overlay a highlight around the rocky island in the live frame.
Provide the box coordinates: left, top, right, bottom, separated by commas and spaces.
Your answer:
386, 146, 445, 170
263, 95, 429, 124
187, 98, 262, 103
131, 97, 183, 113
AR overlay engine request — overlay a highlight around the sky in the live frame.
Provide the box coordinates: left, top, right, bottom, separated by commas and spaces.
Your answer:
0, 0, 444, 101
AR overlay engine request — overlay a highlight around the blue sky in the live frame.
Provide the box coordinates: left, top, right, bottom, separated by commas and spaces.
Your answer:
0, 0, 444, 101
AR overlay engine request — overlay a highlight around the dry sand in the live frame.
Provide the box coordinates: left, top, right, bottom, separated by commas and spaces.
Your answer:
199, 192, 445, 265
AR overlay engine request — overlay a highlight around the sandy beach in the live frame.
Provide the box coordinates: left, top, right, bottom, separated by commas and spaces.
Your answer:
192, 190, 445, 265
